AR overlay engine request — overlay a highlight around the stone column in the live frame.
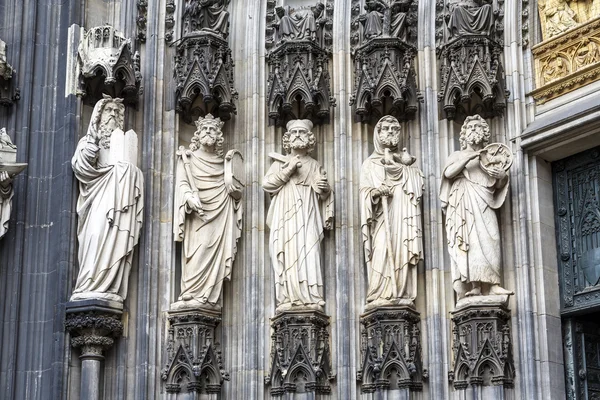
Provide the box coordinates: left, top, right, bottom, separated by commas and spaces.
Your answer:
64, 300, 124, 400
161, 308, 228, 398
449, 300, 515, 397
357, 305, 424, 397
265, 310, 334, 397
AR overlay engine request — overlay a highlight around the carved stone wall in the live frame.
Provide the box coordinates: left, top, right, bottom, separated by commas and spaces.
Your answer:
449, 303, 515, 389
349, 0, 420, 122
265, 310, 334, 396
357, 306, 424, 393
265, 1, 335, 126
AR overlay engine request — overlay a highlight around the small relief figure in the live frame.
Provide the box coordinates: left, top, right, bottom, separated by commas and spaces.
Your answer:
70, 95, 144, 303
440, 115, 513, 302
0, 128, 16, 150
184, 0, 230, 38
173, 114, 243, 310
264, 120, 334, 313
539, 0, 578, 39
574, 39, 600, 70
541, 54, 569, 84
274, 3, 327, 43
0, 170, 12, 239
446, 0, 494, 37
358, 0, 409, 40
360, 116, 424, 308
0, 128, 26, 240
359, 0, 387, 39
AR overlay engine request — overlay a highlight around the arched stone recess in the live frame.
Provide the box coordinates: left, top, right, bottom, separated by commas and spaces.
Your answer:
435, 0, 508, 121
78, 26, 142, 106
173, 0, 238, 124
265, 0, 336, 127
349, 0, 420, 123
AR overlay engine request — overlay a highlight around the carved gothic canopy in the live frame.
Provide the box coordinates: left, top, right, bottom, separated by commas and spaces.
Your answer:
349, 0, 420, 122
174, 0, 237, 123
78, 26, 142, 106
436, 0, 508, 121
265, 1, 335, 126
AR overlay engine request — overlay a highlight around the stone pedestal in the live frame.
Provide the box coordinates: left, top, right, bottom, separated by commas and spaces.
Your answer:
161, 308, 228, 397
449, 301, 515, 392
64, 299, 124, 400
265, 310, 334, 396
357, 305, 423, 395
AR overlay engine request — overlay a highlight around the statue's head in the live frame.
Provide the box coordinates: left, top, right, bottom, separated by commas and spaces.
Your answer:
459, 115, 490, 149
283, 119, 316, 154
374, 115, 401, 150
191, 114, 225, 156
90, 95, 125, 148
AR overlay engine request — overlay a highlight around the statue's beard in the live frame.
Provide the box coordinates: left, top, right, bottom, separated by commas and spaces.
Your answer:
465, 130, 485, 146
290, 135, 309, 150
98, 124, 115, 149
199, 134, 216, 147
379, 133, 399, 147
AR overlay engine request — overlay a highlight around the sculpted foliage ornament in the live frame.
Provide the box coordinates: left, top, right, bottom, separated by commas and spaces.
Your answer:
265, 1, 335, 126
350, 0, 421, 122
174, 0, 237, 123
78, 26, 142, 105
136, 0, 148, 42
0, 39, 19, 107
436, 0, 508, 121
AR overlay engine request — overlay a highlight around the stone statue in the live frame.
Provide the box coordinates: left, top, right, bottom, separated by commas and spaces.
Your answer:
358, 0, 408, 40
274, 3, 326, 43
173, 114, 243, 310
446, 0, 494, 37
184, 0, 230, 38
360, 116, 424, 308
70, 96, 144, 303
0, 128, 26, 240
440, 115, 513, 302
539, 0, 578, 38
264, 119, 333, 313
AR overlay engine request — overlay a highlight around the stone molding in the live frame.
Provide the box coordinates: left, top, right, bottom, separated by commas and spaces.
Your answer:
161, 308, 229, 395
449, 302, 515, 389
357, 305, 424, 393
265, 310, 334, 396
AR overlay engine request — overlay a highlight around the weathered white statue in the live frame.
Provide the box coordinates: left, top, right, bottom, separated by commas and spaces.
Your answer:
173, 114, 243, 310
264, 119, 333, 313
70, 95, 144, 303
0, 128, 23, 239
360, 116, 424, 308
440, 115, 513, 302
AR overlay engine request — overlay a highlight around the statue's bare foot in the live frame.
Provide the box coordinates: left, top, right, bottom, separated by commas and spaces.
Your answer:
489, 285, 514, 295
465, 287, 481, 296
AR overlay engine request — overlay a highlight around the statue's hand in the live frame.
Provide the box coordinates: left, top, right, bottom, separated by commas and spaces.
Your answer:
316, 176, 330, 194
0, 171, 11, 188
186, 195, 205, 217
487, 165, 506, 180
282, 155, 302, 176
373, 184, 392, 198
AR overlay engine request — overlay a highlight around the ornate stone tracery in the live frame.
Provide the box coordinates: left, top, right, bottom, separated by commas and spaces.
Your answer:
77, 26, 142, 106
436, 0, 508, 121
349, 0, 420, 122
174, 0, 237, 123
265, 1, 335, 126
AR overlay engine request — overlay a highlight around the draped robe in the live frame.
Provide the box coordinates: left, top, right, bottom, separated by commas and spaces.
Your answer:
360, 145, 424, 304
440, 151, 509, 299
264, 155, 333, 310
174, 149, 242, 306
0, 183, 13, 239
71, 137, 144, 301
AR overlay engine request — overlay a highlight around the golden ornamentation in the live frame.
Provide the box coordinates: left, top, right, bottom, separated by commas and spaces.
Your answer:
531, 16, 600, 103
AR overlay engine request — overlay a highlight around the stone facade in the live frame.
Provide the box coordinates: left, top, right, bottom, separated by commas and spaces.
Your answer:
0, 0, 597, 399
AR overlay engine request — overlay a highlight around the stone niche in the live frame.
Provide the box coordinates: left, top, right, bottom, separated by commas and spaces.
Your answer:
78, 26, 142, 106
349, 0, 420, 123
435, 0, 508, 121
265, 0, 336, 127
174, 0, 237, 124
0, 39, 19, 107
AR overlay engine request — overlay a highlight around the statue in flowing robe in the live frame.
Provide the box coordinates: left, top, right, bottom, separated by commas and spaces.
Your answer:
0, 171, 13, 239
274, 3, 326, 43
264, 119, 333, 313
184, 0, 230, 38
360, 116, 424, 308
440, 115, 513, 301
70, 96, 144, 303
173, 114, 242, 310
447, 0, 494, 37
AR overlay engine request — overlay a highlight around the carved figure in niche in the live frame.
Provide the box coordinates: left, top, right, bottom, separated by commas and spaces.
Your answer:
358, 0, 408, 40
360, 116, 424, 308
541, 54, 569, 84
0, 128, 26, 240
446, 0, 494, 37
440, 115, 513, 301
70, 95, 144, 303
274, 3, 326, 43
539, 0, 577, 38
264, 120, 333, 313
184, 0, 230, 38
575, 39, 600, 70
173, 114, 243, 310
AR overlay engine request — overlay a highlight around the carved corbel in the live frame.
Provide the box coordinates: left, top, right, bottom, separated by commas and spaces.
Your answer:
174, 0, 237, 123
349, 0, 420, 122
265, 1, 335, 126
0, 39, 20, 107
77, 26, 142, 106
436, 0, 508, 121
